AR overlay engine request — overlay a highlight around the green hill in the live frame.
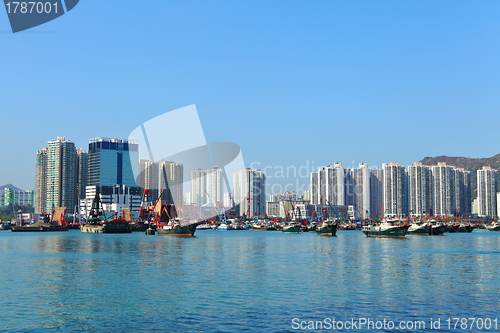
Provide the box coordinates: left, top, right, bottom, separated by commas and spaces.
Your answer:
419, 154, 500, 198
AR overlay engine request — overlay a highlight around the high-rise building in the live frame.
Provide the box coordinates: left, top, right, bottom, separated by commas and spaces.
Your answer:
138, 159, 159, 200
190, 168, 206, 206
310, 171, 319, 205
431, 162, 455, 216
88, 138, 139, 188
327, 163, 346, 206
45, 137, 79, 213
454, 168, 471, 216
311, 163, 382, 219
369, 168, 383, 218
350, 163, 371, 219
35, 148, 48, 214
477, 166, 497, 217
383, 162, 408, 217
206, 167, 224, 203
408, 162, 432, 217
159, 161, 184, 206
233, 168, 266, 217
77, 148, 88, 200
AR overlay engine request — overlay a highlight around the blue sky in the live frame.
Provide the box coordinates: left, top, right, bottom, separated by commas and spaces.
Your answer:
1, 1, 499, 192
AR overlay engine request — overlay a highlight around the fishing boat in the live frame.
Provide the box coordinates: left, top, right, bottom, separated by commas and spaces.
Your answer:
447, 223, 474, 233
362, 220, 409, 237
0, 223, 11, 230
282, 223, 301, 233
407, 222, 446, 236
157, 218, 198, 236
316, 221, 337, 236
487, 221, 500, 231
217, 223, 232, 230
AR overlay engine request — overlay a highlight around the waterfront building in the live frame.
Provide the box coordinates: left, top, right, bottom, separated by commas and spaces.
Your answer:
159, 161, 184, 206
190, 168, 206, 206
269, 191, 298, 203
382, 162, 408, 217
407, 162, 432, 217
233, 168, 266, 217
369, 168, 383, 218
223, 192, 234, 208
431, 162, 455, 216
80, 185, 141, 218
454, 168, 471, 216
35, 148, 48, 213
300, 190, 310, 201
4, 188, 34, 207
44, 137, 79, 214
266, 201, 280, 217
311, 163, 382, 219
77, 148, 88, 200
206, 167, 224, 203
472, 198, 479, 215
327, 163, 346, 206
350, 163, 371, 219
88, 137, 139, 188
138, 159, 159, 200
310, 171, 319, 205
477, 166, 497, 217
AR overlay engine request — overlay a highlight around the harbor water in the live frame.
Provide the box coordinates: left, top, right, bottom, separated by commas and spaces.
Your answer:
1, 230, 500, 332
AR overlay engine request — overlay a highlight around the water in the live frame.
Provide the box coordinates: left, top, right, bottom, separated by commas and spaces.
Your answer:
1, 229, 500, 332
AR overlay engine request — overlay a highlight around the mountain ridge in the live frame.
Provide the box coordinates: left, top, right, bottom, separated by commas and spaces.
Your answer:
419, 153, 500, 197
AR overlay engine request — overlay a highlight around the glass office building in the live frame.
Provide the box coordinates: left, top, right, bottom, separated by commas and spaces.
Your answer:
88, 138, 139, 187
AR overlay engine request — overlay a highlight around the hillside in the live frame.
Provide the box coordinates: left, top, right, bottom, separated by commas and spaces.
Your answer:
419, 154, 500, 198
0, 184, 22, 191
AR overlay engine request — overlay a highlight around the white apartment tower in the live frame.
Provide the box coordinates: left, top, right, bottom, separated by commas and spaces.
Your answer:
431, 162, 455, 216
159, 161, 183, 206
138, 159, 159, 200
206, 167, 224, 203
350, 163, 370, 219
407, 162, 432, 217
477, 166, 497, 217
233, 168, 266, 217
190, 168, 206, 206
383, 162, 408, 217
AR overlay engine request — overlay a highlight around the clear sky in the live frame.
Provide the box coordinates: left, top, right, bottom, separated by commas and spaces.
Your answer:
1, 0, 499, 192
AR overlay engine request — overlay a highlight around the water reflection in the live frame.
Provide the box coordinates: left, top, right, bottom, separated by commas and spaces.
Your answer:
2, 230, 500, 331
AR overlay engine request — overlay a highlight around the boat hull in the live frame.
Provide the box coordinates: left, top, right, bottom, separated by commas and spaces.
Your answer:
282, 225, 301, 233
488, 226, 500, 231
362, 226, 409, 237
157, 224, 197, 236
316, 224, 337, 236
448, 225, 474, 233
407, 225, 446, 236
11, 225, 68, 232
81, 222, 131, 234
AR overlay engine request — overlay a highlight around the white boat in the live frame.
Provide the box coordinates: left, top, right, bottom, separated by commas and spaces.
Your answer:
217, 223, 232, 230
